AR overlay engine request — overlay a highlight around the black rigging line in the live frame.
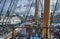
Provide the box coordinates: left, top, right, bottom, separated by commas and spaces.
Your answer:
6, 0, 13, 16
2, 0, 16, 30
4, 0, 17, 25
12, 0, 18, 13
23, 0, 32, 16
2, 0, 13, 21
53, 0, 58, 14
2, 0, 16, 33
26, 2, 33, 17
5, 0, 15, 15
4, 0, 15, 23
5, 0, 17, 24
5, 0, 13, 23
2, 0, 13, 28
24, 0, 33, 22
5, 0, 19, 33
8, 0, 13, 11
52, 0, 58, 23
12, 0, 19, 14
0, 0, 6, 20
0, 0, 6, 31
0, 0, 6, 27
0, 0, 6, 14
9, 0, 15, 13
39, 0, 43, 13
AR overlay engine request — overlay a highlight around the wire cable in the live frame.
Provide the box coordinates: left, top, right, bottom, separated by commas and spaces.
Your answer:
39, 0, 43, 13
2, 0, 17, 34
0, 0, 6, 14
2, 0, 13, 30
0, 0, 6, 27
24, 0, 33, 22
23, 0, 33, 16
2, 0, 13, 24
53, 0, 58, 14
52, 0, 58, 23
9, 0, 15, 13
0, 0, 6, 19
26, 1, 33, 18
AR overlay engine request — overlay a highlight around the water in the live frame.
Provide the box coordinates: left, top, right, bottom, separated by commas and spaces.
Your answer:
30, 33, 42, 39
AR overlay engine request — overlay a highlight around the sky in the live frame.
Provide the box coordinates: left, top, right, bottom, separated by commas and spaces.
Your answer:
0, 0, 59, 17
14, 0, 57, 16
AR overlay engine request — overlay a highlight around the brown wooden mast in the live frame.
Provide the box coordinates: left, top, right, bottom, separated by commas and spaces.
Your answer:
42, 0, 50, 39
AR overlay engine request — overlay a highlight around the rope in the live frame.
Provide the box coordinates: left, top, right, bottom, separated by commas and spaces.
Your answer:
0, 0, 13, 33
39, 0, 43, 13
24, 0, 33, 22
9, 0, 15, 13
53, 0, 58, 14
2, 0, 13, 27
0, 0, 6, 27
0, 0, 6, 14
52, 0, 58, 23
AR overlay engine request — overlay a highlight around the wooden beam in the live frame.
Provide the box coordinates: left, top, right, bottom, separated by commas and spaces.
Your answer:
42, 0, 50, 39
12, 25, 15, 39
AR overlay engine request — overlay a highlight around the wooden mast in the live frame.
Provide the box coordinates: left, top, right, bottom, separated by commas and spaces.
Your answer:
42, 0, 50, 39
34, 0, 38, 23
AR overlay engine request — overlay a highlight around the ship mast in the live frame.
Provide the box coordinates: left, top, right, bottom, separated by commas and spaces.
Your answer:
34, 0, 38, 23
42, 0, 50, 39
34, 0, 50, 39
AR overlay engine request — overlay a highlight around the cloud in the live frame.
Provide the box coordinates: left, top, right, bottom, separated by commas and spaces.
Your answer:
0, 0, 59, 16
